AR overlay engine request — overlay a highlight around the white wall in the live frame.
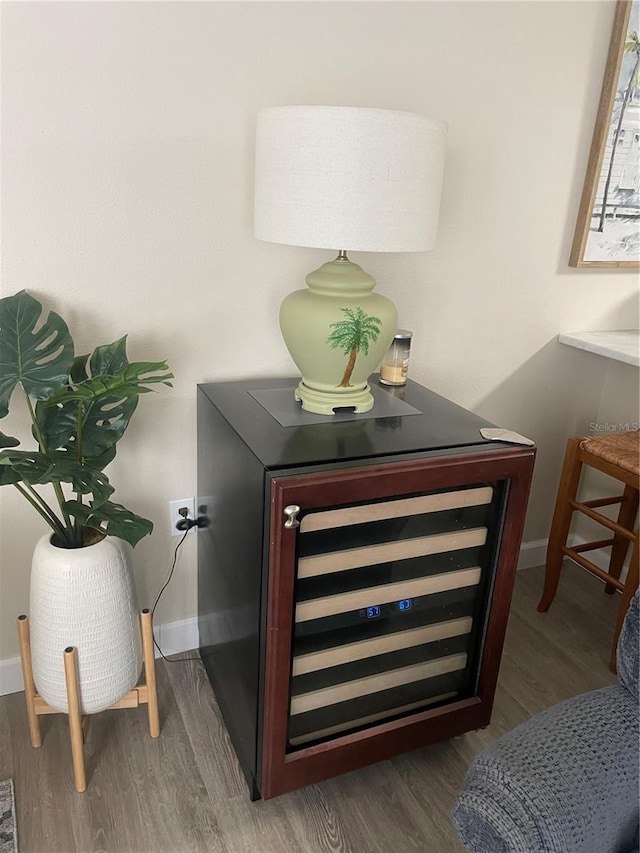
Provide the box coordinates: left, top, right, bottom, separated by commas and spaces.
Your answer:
1, 1, 638, 662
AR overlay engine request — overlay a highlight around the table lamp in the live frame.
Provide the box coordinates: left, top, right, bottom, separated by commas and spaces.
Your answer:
254, 105, 447, 415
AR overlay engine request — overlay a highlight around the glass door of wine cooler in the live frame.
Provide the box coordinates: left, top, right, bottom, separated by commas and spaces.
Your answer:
288, 482, 502, 747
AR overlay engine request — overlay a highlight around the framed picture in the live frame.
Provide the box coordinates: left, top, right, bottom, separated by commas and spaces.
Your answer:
570, 0, 640, 268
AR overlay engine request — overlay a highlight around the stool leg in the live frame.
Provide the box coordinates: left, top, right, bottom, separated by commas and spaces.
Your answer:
16, 615, 42, 748
609, 534, 639, 673
141, 609, 160, 738
605, 485, 639, 594
538, 437, 583, 612
63, 647, 87, 793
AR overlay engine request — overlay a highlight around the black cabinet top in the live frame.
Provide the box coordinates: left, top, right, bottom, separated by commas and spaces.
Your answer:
198, 377, 503, 470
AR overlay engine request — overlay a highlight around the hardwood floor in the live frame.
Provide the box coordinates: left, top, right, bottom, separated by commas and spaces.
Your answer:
1, 564, 618, 853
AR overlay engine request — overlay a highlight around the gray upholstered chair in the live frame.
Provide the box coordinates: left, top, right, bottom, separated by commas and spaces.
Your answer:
451, 590, 639, 853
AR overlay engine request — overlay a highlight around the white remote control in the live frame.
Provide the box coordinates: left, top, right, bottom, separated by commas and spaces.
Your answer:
480, 428, 535, 446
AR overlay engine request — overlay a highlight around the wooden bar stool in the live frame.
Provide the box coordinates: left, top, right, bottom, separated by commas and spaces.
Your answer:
538, 430, 639, 671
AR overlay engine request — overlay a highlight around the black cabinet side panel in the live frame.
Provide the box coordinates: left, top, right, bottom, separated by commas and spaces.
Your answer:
197, 386, 265, 788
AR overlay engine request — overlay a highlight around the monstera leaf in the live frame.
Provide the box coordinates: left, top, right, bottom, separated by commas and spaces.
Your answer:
0, 432, 20, 448
35, 337, 140, 460
44, 360, 173, 406
0, 449, 54, 485
64, 499, 153, 547
0, 290, 74, 418
35, 394, 137, 460
0, 449, 113, 505
47, 455, 114, 506
88, 336, 128, 375
35, 337, 172, 460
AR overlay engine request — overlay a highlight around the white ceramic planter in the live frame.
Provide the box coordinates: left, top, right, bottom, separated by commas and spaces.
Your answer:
30, 534, 143, 714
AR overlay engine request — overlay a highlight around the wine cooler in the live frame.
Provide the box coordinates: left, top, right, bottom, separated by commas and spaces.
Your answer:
198, 377, 535, 799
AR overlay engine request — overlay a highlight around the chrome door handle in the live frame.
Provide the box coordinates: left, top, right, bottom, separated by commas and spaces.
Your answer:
284, 505, 301, 529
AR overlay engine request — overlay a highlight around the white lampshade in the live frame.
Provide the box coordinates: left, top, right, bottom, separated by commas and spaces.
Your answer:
254, 105, 447, 253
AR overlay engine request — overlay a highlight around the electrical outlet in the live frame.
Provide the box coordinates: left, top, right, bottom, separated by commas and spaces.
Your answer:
169, 498, 195, 536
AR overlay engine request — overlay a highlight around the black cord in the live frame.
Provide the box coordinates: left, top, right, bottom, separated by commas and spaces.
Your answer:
151, 528, 201, 664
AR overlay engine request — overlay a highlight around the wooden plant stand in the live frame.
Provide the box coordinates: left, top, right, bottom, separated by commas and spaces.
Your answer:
17, 608, 160, 793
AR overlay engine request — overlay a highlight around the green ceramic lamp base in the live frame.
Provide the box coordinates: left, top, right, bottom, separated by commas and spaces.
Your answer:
294, 381, 374, 415
279, 255, 397, 416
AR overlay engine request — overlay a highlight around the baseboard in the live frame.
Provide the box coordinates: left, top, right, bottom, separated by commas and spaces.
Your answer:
516, 538, 547, 570
515, 535, 615, 573
0, 536, 557, 697
0, 656, 23, 697
0, 615, 200, 697
154, 615, 199, 658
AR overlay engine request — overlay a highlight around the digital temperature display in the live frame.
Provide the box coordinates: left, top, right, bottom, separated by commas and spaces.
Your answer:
360, 600, 414, 619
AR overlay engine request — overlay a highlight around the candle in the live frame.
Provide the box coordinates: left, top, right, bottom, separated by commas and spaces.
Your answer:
379, 330, 413, 386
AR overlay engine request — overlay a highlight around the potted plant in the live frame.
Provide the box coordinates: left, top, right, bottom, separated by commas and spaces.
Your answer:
0, 290, 172, 713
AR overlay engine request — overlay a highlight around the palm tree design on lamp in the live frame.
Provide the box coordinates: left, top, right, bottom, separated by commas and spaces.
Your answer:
327, 307, 382, 388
